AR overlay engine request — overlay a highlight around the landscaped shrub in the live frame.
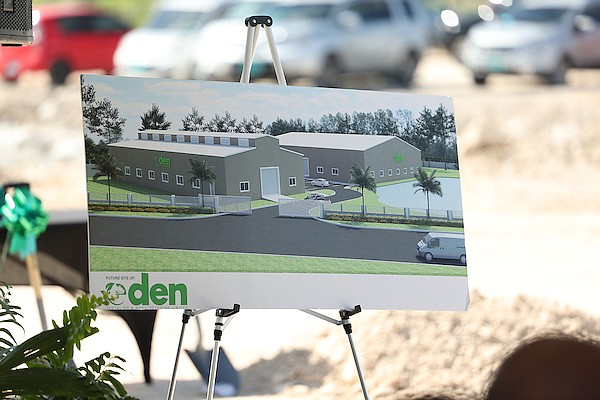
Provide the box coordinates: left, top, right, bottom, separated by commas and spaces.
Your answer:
88, 203, 214, 215
325, 212, 464, 228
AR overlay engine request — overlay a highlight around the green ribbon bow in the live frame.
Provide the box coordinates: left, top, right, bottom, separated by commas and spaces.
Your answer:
1, 185, 49, 260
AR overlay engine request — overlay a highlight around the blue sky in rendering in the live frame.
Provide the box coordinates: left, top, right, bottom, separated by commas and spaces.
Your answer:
81, 74, 454, 141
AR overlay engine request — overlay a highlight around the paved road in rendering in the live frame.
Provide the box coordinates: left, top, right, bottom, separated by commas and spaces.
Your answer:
89, 196, 427, 265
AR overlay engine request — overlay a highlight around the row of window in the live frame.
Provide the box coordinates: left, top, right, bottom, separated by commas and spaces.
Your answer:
124, 166, 298, 193
140, 132, 251, 147
315, 166, 416, 177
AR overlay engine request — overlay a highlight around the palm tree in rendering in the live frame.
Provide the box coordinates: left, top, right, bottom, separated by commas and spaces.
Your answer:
188, 158, 217, 207
92, 153, 124, 205
349, 164, 376, 216
413, 168, 443, 219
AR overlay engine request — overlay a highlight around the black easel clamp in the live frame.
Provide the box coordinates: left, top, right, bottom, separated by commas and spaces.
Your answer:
340, 305, 362, 335
245, 15, 273, 27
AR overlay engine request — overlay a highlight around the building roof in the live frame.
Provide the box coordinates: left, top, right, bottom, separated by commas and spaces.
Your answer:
277, 132, 402, 151
109, 139, 255, 158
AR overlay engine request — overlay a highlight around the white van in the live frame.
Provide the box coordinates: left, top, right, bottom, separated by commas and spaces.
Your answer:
417, 232, 466, 265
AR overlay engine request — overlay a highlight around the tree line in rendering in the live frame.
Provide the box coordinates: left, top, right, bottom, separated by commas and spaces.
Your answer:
81, 82, 458, 169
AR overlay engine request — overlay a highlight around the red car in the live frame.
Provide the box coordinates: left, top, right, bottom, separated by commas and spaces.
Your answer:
0, 3, 129, 84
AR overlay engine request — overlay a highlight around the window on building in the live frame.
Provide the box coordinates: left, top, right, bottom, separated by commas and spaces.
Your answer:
136, 168, 142, 178
191, 136, 200, 144
289, 177, 297, 187
410, 167, 414, 174
388, 169, 393, 176
220, 137, 230, 146
369, 170, 375, 178
161, 172, 169, 183
176, 175, 184, 186
205, 136, 214, 145
148, 170, 155, 180
124, 166, 130, 176
238, 138, 249, 147
140, 133, 148, 140
332, 167, 339, 176
177, 135, 185, 143
240, 181, 250, 192
317, 166, 324, 174
379, 170, 384, 178
396, 168, 401, 175
403, 168, 408, 175
164, 135, 172, 142
192, 179, 201, 189
152, 134, 159, 141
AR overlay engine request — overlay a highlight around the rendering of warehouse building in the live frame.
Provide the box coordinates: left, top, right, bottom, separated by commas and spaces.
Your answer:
107, 130, 422, 200
108, 130, 305, 200
277, 132, 422, 184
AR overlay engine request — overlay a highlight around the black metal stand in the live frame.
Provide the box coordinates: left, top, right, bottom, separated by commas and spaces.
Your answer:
301, 305, 371, 400
166, 305, 240, 400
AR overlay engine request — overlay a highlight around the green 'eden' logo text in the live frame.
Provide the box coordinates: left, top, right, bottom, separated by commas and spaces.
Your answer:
105, 273, 188, 306
156, 155, 171, 167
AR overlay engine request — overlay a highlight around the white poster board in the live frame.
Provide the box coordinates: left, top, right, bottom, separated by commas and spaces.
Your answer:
82, 75, 469, 311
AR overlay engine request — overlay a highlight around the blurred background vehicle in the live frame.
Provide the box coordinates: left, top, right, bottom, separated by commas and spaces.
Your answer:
187, 0, 434, 86
112, 0, 227, 79
458, 1, 600, 85
0, 3, 130, 85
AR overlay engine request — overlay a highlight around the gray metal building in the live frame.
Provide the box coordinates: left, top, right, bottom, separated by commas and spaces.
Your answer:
277, 132, 422, 184
108, 130, 305, 200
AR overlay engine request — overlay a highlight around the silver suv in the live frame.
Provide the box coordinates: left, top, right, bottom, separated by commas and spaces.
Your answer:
459, 2, 600, 85
189, 0, 433, 86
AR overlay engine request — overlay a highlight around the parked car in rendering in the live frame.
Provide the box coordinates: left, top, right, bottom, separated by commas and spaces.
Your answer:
417, 232, 466, 265
113, 0, 226, 79
188, 0, 433, 86
310, 178, 330, 187
459, 3, 600, 85
305, 192, 326, 200
0, 3, 130, 84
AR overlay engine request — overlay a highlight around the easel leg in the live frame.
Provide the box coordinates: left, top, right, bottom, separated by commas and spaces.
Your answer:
167, 309, 208, 400
301, 305, 371, 400
340, 307, 371, 400
206, 304, 240, 400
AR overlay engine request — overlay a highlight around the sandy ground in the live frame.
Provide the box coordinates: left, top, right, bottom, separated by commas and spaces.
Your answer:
2, 48, 600, 399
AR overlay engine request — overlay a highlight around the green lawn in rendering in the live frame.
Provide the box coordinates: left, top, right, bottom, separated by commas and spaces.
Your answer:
90, 246, 467, 277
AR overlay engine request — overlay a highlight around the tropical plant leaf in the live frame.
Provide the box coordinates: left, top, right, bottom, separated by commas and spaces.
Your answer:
0, 367, 106, 398
0, 327, 67, 373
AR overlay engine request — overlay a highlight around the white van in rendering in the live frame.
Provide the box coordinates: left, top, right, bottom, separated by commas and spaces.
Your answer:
417, 232, 466, 265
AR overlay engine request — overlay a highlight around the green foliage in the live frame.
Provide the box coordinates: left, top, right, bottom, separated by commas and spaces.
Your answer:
349, 164, 377, 215
0, 289, 137, 399
140, 103, 172, 131
88, 203, 214, 215
325, 212, 464, 228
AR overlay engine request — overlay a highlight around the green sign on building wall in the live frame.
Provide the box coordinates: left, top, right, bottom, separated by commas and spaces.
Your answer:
393, 153, 404, 163
156, 155, 171, 167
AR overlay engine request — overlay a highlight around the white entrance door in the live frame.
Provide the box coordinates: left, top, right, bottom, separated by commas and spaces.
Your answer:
303, 157, 310, 177
260, 167, 281, 200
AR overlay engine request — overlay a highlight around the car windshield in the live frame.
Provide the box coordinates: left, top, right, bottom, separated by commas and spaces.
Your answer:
146, 10, 209, 29
270, 4, 333, 21
500, 8, 569, 23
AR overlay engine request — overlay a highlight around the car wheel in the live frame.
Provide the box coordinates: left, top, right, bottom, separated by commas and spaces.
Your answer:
544, 58, 570, 85
424, 252, 433, 262
474, 74, 487, 85
395, 51, 419, 87
459, 254, 466, 265
50, 61, 70, 85
317, 56, 342, 88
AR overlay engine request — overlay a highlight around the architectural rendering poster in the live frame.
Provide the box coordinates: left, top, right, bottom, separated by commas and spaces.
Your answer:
82, 74, 469, 311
